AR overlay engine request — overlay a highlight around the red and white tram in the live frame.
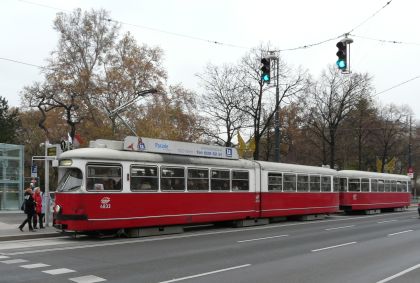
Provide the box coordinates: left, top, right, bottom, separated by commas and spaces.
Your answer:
53, 137, 340, 233
338, 170, 411, 214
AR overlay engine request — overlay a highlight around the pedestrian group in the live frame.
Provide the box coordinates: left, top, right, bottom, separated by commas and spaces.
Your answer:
19, 186, 46, 232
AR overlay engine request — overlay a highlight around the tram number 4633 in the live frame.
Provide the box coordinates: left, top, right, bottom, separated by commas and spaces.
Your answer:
100, 197, 111, 209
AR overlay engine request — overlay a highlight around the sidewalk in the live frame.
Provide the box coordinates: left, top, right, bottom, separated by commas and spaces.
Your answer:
0, 211, 62, 241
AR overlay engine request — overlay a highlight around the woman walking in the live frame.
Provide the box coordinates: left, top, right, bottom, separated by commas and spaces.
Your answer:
19, 187, 36, 232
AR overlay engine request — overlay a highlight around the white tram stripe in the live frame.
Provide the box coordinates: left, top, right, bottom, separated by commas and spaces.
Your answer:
237, 235, 288, 243
325, 225, 354, 231
387, 230, 413, 236
0, 259, 28, 264
69, 275, 107, 283
376, 263, 420, 283
311, 242, 357, 252
42, 268, 76, 275
20, 263, 51, 269
89, 210, 257, 221
158, 264, 251, 283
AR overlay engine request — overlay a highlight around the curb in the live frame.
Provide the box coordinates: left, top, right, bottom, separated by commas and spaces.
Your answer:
0, 231, 64, 242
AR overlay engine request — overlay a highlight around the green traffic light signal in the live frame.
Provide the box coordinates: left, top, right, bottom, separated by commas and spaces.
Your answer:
261, 58, 271, 83
336, 41, 347, 71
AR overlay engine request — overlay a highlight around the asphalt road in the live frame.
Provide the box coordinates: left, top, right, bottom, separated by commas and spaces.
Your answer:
1, 210, 420, 283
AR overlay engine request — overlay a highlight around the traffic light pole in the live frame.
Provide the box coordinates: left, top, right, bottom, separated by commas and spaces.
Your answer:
274, 57, 280, 162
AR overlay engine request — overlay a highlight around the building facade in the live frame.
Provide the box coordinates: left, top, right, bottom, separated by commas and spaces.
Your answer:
0, 143, 24, 210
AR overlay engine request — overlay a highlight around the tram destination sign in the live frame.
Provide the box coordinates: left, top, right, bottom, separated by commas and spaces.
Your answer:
123, 136, 239, 159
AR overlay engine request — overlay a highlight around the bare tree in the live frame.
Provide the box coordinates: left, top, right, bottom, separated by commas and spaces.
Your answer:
238, 47, 307, 160
197, 63, 247, 146
374, 104, 411, 172
305, 65, 373, 168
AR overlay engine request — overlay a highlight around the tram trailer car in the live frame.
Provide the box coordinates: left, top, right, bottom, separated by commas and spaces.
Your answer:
337, 170, 411, 214
53, 137, 340, 233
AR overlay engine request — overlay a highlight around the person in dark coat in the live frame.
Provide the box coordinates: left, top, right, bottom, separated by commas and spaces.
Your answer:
18, 187, 36, 232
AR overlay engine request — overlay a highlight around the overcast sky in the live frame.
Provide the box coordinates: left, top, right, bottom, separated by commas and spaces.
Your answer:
1, 0, 419, 117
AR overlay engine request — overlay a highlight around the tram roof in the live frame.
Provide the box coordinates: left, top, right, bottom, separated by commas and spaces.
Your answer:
338, 170, 410, 181
256, 161, 338, 175
59, 147, 257, 169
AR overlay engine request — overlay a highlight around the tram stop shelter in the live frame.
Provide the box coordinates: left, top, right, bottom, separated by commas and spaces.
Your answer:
0, 143, 24, 210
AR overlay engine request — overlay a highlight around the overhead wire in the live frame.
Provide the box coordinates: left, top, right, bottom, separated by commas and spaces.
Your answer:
374, 76, 420, 97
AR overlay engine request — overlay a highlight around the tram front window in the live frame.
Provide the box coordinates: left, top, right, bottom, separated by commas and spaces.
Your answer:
57, 168, 83, 192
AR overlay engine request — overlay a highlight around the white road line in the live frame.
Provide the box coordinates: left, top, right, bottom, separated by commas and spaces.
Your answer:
158, 264, 251, 283
42, 268, 76, 275
325, 225, 354, 231
69, 275, 107, 283
20, 263, 51, 269
237, 235, 288, 243
0, 259, 28, 264
376, 263, 420, 283
0, 255, 9, 259
377, 220, 397, 224
5, 211, 417, 256
311, 242, 357, 252
387, 230, 413, 237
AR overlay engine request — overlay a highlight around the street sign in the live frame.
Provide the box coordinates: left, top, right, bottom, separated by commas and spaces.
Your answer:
31, 165, 38, 178
47, 146, 57, 156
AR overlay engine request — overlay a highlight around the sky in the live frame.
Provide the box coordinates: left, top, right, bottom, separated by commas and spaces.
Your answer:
1, 0, 419, 118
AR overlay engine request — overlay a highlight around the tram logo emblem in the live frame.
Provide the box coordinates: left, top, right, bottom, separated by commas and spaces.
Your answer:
100, 197, 111, 209
353, 194, 358, 201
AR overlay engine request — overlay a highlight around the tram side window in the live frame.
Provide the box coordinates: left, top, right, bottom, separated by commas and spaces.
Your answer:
371, 179, 378, 192
232, 170, 249, 191
333, 177, 340, 192
130, 165, 158, 191
86, 164, 122, 191
161, 167, 185, 191
361, 178, 369, 192
407, 181, 411, 193
187, 168, 209, 191
321, 176, 331, 192
268, 173, 282, 191
384, 180, 391, 192
396, 181, 403, 192
310, 175, 320, 192
211, 169, 230, 191
378, 180, 385, 192
348, 178, 361, 192
339, 178, 348, 192
297, 175, 309, 192
283, 173, 296, 192
391, 180, 397, 192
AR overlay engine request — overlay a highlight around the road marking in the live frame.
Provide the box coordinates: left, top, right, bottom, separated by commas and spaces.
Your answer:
158, 264, 251, 283
387, 230, 413, 236
311, 242, 357, 252
325, 225, 354, 231
4, 211, 417, 256
377, 220, 397, 224
237, 235, 288, 243
0, 256, 9, 259
21, 263, 51, 269
42, 268, 76, 275
0, 259, 28, 264
376, 263, 420, 283
0, 237, 67, 251
69, 275, 107, 283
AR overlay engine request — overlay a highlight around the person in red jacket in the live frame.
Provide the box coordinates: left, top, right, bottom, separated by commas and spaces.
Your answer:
32, 187, 44, 229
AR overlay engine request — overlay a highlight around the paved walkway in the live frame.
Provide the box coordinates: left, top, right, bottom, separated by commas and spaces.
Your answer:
0, 211, 62, 241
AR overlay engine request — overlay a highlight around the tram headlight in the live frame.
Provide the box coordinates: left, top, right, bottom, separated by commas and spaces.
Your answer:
54, 204, 61, 213
59, 159, 73, 166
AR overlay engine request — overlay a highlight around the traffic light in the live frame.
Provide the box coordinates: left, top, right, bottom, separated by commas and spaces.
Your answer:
261, 58, 271, 83
336, 41, 347, 70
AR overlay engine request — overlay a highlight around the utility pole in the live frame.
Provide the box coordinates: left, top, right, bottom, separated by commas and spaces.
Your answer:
267, 52, 281, 162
